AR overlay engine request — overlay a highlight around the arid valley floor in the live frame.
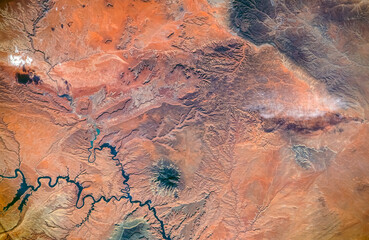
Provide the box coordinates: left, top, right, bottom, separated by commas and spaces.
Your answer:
1, 0, 369, 239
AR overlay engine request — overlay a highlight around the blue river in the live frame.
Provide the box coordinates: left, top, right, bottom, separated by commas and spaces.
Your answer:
0, 129, 171, 240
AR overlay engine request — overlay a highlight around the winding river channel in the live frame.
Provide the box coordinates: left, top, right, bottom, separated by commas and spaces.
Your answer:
0, 129, 171, 240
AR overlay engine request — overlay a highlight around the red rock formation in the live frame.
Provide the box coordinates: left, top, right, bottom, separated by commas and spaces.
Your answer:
0, 0, 368, 239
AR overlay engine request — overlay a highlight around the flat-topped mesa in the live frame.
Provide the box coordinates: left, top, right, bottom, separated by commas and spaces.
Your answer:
261, 112, 361, 134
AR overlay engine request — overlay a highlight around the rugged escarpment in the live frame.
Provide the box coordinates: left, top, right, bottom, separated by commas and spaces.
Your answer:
0, 0, 369, 239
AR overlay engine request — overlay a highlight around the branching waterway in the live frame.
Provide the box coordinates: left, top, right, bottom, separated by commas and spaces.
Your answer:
0, 130, 171, 240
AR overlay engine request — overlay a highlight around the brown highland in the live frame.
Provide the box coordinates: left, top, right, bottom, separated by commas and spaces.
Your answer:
0, 0, 369, 239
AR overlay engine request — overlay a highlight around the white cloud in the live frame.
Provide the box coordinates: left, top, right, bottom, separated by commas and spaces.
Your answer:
8, 48, 33, 67
245, 88, 342, 120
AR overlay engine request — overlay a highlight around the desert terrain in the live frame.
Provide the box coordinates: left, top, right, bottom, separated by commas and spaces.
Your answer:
0, 0, 369, 239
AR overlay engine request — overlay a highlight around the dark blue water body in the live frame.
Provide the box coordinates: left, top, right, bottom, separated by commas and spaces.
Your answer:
18, 193, 31, 212
87, 128, 101, 163
3, 178, 28, 211
0, 169, 84, 211
0, 140, 171, 240
92, 143, 170, 239
58, 94, 73, 104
